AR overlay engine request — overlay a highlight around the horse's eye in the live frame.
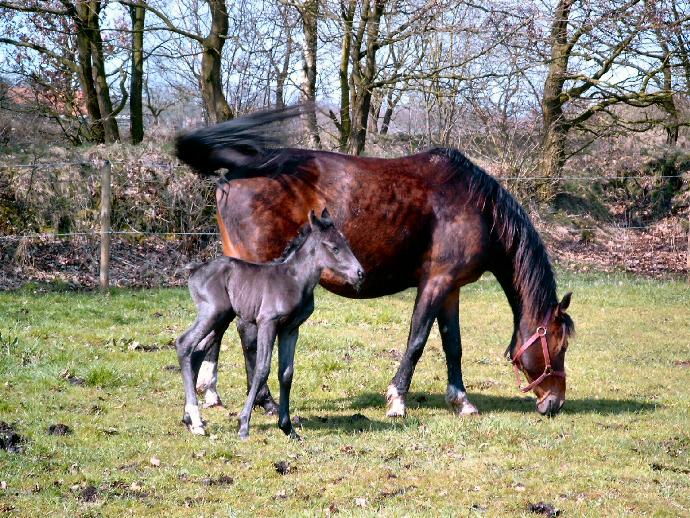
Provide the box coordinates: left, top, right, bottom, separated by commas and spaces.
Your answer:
332, 246, 340, 255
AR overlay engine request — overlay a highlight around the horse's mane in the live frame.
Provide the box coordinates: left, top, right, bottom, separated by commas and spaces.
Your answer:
430, 148, 569, 335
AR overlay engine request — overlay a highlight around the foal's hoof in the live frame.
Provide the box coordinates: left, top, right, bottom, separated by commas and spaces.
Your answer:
385, 385, 407, 418
260, 399, 279, 416
445, 388, 479, 416
203, 399, 225, 410
288, 431, 302, 442
188, 424, 207, 436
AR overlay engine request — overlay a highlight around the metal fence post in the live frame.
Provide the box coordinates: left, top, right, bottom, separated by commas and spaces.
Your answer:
100, 160, 112, 291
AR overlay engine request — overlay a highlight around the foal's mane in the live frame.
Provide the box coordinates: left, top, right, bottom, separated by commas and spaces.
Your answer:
274, 222, 312, 262
430, 148, 563, 327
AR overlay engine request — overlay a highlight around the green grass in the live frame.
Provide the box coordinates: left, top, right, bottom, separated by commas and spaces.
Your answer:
1, 272, 689, 517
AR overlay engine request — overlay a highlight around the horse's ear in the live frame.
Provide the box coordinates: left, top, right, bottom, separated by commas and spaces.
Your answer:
320, 207, 333, 226
556, 292, 572, 316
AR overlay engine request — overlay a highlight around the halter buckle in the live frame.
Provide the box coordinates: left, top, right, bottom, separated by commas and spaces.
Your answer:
536, 326, 547, 336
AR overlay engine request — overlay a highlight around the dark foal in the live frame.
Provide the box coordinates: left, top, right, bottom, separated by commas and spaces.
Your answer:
176, 209, 364, 439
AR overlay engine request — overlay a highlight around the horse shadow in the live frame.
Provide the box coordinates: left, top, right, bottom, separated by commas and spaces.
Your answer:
349, 392, 658, 414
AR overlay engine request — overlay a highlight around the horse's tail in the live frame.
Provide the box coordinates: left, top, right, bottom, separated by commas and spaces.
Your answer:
175, 104, 305, 177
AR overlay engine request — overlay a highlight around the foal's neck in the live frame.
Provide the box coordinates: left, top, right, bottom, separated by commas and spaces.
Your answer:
282, 234, 322, 292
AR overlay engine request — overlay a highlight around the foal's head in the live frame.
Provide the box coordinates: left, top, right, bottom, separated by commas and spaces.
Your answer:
308, 208, 364, 289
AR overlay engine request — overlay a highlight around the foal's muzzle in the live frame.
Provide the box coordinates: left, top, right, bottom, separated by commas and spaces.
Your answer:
352, 268, 365, 291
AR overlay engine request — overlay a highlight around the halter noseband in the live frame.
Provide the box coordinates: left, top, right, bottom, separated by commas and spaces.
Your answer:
511, 309, 566, 392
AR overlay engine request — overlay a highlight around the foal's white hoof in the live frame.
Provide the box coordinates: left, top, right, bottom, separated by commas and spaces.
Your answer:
446, 387, 479, 416
188, 424, 206, 436
202, 391, 224, 409
385, 385, 407, 418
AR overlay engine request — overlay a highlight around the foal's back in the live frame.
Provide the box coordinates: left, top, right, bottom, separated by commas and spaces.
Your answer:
189, 256, 306, 325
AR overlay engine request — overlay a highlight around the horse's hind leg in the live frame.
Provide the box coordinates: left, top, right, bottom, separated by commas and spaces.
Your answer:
437, 289, 478, 416
237, 319, 279, 414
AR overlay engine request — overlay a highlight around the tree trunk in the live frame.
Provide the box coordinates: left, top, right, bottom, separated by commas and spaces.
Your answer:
81, 1, 119, 143
75, 25, 105, 143
348, 0, 385, 155
539, 0, 575, 199
335, 0, 356, 151
129, 0, 145, 144
200, 0, 233, 123
380, 89, 399, 135
299, 0, 321, 148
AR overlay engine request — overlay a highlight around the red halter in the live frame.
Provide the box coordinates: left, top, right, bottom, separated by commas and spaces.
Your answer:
511, 310, 566, 392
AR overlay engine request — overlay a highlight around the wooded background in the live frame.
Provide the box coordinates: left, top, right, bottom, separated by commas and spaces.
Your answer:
0, 0, 689, 287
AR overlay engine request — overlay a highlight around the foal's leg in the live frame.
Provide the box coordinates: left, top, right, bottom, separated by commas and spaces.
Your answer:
437, 289, 478, 415
176, 314, 230, 435
277, 328, 300, 440
195, 320, 229, 409
386, 276, 452, 417
237, 319, 279, 414
238, 321, 277, 440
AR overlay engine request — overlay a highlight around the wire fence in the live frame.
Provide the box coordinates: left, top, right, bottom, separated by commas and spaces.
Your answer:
1, 158, 688, 288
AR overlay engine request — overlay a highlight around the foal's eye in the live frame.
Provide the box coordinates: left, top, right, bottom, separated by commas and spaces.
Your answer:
331, 246, 340, 255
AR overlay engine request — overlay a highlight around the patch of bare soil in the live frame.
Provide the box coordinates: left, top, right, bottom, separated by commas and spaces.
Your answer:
0, 235, 220, 290
540, 217, 687, 279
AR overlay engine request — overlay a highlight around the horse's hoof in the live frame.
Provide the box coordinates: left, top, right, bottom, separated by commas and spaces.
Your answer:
238, 431, 249, 441
288, 431, 302, 441
385, 385, 407, 418
203, 398, 225, 409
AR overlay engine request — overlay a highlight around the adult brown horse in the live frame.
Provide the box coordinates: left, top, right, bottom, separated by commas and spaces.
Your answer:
176, 106, 575, 418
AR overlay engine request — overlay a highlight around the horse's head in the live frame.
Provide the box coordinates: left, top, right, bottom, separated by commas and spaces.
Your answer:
309, 208, 364, 290
513, 292, 574, 417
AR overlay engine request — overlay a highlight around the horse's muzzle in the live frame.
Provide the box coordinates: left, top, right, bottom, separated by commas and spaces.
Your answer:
537, 395, 564, 417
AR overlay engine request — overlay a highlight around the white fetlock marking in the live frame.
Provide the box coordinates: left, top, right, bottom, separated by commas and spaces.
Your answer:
385, 385, 406, 417
203, 389, 223, 409
185, 403, 205, 434
445, 385, 479, 416
196, 360, 217, 393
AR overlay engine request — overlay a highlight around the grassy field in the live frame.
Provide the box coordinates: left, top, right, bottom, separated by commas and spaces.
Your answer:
1, 271, 689, 517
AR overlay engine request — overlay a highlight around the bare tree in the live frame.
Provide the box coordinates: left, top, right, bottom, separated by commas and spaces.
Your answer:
0, 0, 125, 143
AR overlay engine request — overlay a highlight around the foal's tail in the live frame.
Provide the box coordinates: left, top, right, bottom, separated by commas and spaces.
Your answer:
175, 104, 305, 177
184, 261, 204, 275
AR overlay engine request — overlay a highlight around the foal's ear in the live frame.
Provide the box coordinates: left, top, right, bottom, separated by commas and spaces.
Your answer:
556, 292, 572, 316
320, 207, 334, 226
308, 209, 319, 229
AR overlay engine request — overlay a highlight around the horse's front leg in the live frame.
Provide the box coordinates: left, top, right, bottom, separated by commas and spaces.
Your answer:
277, 328, 300, 440
238, 321, 277, 440
386, 276, 452, 417
237, 319, 279, 414
437, 288, 478, 416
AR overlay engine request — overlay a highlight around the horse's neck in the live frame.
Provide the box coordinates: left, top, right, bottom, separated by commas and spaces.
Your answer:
493, 262, 542, 350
